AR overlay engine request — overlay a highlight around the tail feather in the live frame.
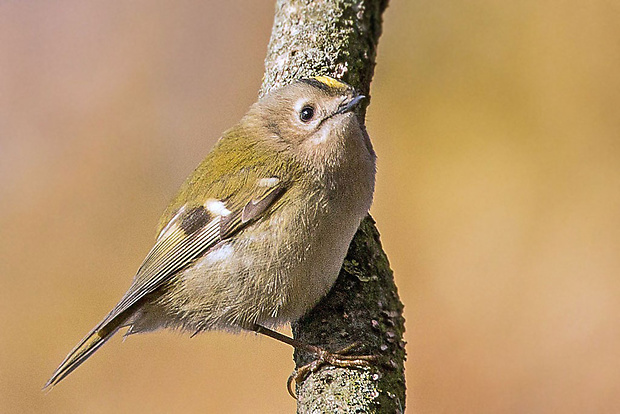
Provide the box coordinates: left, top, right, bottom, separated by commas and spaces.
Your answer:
44, 311, 131, 389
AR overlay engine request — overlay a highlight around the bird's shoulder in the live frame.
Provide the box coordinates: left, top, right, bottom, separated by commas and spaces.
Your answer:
156, 127, 299, 235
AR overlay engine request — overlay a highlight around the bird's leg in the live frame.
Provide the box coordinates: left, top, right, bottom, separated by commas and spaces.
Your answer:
250, 324, 377, 398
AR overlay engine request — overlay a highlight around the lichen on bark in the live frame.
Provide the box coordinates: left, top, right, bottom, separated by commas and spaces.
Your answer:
260, 1, 405, 412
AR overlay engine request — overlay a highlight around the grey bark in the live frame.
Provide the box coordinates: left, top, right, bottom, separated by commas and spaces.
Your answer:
260, 1, 406, 413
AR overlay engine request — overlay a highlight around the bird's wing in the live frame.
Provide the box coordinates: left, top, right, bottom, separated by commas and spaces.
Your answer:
44, 178, 286, 388
105, 179, 287, 326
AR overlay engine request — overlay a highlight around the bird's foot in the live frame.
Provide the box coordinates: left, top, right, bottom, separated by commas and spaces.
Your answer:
287, 343, 378, 398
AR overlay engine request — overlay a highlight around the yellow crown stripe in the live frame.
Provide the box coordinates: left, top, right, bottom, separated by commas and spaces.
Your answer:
313, 75, 348, 90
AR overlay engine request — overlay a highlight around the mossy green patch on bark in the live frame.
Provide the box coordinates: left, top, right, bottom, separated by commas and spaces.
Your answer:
293, 217, 405, 413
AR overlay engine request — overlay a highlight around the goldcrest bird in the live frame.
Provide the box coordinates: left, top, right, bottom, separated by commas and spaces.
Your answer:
45, 76, 376, 393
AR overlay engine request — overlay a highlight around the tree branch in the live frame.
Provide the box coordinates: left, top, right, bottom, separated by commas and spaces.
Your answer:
260, 1, 405, 412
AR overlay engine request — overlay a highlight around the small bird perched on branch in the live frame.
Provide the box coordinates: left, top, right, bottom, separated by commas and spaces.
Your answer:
45, 76, 376, 396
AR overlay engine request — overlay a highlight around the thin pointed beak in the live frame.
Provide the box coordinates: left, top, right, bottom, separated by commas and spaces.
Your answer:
336, 94, 365, 114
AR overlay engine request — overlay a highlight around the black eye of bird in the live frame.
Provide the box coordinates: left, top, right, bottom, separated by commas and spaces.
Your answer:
299, 106, 315, 122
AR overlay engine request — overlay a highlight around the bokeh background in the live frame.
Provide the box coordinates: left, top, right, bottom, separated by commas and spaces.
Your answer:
1, 1, 619, 413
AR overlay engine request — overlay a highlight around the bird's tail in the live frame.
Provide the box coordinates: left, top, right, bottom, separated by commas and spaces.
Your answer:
44, 309, 132, 389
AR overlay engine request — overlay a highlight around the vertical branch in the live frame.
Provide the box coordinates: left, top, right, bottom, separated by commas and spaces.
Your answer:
260, 1, 405, 413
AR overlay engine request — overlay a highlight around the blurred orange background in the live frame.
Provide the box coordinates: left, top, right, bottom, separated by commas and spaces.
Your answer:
1, 1, 619, 413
